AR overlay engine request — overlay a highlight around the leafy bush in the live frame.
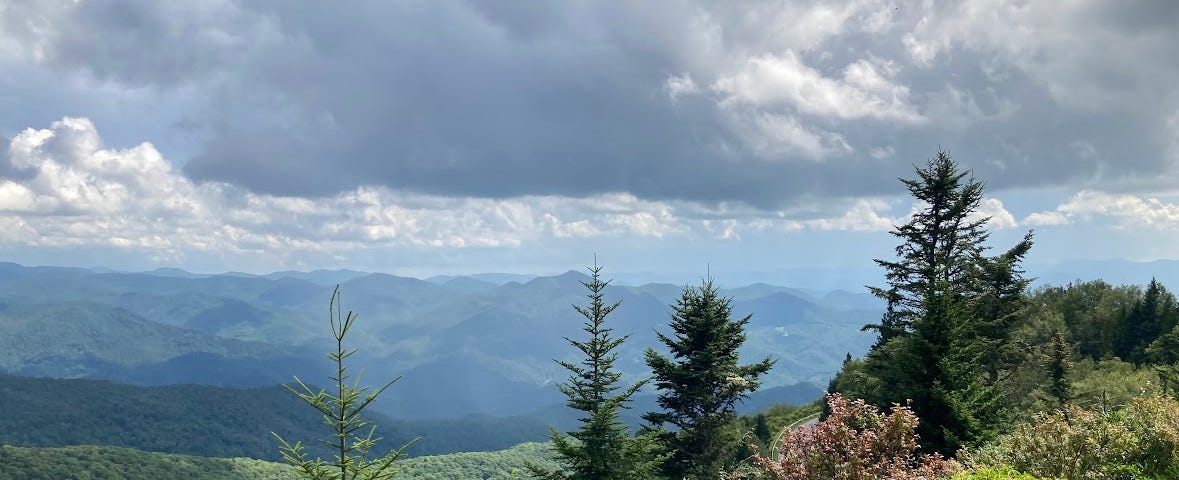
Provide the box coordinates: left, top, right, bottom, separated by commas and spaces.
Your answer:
950, 467, 1043, 479
1119, 394, 1179, 477
751, 393, 961, 480
964, 394, 1179, 479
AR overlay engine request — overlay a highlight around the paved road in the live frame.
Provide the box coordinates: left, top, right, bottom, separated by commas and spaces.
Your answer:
767, 413, 820, 461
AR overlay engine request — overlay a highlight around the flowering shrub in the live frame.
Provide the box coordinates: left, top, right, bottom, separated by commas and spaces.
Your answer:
964, 394, 1179, 480
752, 393, 961, 480
1119, 394, 1179, 477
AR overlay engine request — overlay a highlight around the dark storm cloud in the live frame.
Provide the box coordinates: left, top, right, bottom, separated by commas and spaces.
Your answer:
3, 0, 1178, 208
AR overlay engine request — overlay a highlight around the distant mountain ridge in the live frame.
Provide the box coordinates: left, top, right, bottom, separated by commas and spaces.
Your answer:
0, 261, 881, 418
19, 257, 1179, 290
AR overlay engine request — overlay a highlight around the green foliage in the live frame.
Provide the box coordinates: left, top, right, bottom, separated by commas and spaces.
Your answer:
1027, 281, 1139, 360
1046, 330, 1075, 408
0, 441, 560, 480
1148, 324, 1179, 365
1159, 363, 1179, 397
644, 279, 776, 479
529, 262, 658, 480
1068, 358, 1160, 411
731, 401, 823, 461
274, 286, 415, 480
846, 151, 1033, 455
0, 444, 296, 480
399, 442, 562, 480
0, 373, 548, 460
950, 467, 1043, 480
0, 301, 280, 376
1116, 279, 1179, 365
963, 394, 1179, 479
1000, 279, 1179, 422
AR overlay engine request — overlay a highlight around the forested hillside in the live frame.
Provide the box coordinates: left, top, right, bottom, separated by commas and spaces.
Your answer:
0, 442, 559, 480
0, 374, 551, 459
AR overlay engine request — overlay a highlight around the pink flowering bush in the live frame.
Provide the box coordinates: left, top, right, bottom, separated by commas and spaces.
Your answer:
753, 393, 961, 480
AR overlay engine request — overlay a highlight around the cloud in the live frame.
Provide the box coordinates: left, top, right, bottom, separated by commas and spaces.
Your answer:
901, 0, 1179, 112
0, 118, 691, 254
1023, 211, 1069, 227
0, 118, 935, 264
975, 198, 1018, 229
713, 53, 923, 124
725, 111, 852, 160
1025, 191, 1179, 229
665, 73, 701, 102
0, 0, 1177, 209
804, 198, 899, 232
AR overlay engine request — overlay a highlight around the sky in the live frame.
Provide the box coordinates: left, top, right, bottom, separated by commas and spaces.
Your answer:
1, 0, 1178, 282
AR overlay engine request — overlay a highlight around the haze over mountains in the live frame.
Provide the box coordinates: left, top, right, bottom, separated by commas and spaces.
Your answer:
4, 258, 1174, 421
0, 261, 877, 420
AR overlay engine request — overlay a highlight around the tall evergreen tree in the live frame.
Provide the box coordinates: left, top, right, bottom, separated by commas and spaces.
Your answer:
643, 279, 775, 480
1046, 330, 1074, 408
1117, 278, 1178, 364
971, 232, 1034, 385
849, 151, 1033, 455
528, 262, 657, 480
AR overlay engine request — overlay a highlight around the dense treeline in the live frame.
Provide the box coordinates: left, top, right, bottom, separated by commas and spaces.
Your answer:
830, 277, 1179, 430
0, 374, 549, 460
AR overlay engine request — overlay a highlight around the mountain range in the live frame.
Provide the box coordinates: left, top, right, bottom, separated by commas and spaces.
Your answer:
0, 261, 879, 419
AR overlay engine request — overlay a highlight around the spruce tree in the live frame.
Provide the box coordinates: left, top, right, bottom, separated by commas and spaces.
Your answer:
528, 262, 657, 480
643, 279, 775, 480
1117, 278, 1178, 364
971, 232, 1034, 385
1046, 330, 1074, 408
274, 286, 416, 480
850, 150, 1033, 455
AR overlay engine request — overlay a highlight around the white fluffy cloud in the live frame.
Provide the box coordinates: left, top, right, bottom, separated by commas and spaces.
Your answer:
976, 198, 1018, 230
1025, 191, 1179, 229
714, 53, 923, 124
804, 198, 900, 232
0, 118, 938, 264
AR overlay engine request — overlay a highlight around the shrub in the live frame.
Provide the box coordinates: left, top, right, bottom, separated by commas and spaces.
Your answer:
964, 394, 1179, 479
752, 393, 961, 480
951, 467, 1042, 480
1119, 394, 1179, 477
